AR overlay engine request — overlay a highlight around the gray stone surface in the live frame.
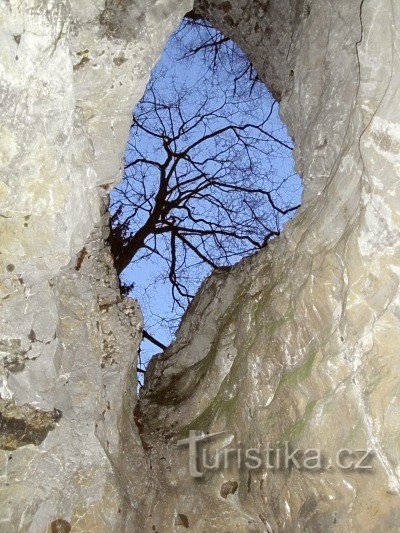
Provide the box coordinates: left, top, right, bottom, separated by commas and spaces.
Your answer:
0, 0, 189, 530
140, 0, 400, 530
1, 0, 400, 531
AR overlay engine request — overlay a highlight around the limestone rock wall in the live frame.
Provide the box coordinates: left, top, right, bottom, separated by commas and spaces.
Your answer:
139, 0, 400, 531
0, 0, 190, 530
1, 0, 400, 531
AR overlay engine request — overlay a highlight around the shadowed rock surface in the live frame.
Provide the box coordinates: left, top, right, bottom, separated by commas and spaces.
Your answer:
1, 0, 400, 531
0, 399, 62, 450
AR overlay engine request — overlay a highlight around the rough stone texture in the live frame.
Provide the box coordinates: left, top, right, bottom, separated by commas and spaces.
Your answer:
1, 0, 400, 531
0, 398, 62, 451
0, 0, 189, 530
139, 0, 400, 531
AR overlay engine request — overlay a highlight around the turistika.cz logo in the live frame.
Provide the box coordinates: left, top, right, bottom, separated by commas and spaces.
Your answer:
176, 430, 375, 478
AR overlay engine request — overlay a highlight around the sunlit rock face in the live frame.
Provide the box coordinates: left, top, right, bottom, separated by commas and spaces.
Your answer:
1, 0, 400, 531
139, 0, 400, 531
0, 0, 189, 530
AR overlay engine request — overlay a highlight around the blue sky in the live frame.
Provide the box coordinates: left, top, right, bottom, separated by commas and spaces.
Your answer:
113, 20, 301, 369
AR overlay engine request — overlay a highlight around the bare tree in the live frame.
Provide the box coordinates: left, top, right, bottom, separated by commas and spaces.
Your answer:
109, 80, 297, 300
174, 13, 261, 97
108, 19, 300, 356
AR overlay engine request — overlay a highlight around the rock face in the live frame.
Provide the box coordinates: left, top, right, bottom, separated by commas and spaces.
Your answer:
0, 0, 189, 531
1, 0, 400, 531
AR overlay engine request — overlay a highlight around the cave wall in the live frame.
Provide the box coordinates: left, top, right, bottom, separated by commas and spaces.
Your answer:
140, 0, 400, 531
0, 0, 190, 531
1, 0, 400, 531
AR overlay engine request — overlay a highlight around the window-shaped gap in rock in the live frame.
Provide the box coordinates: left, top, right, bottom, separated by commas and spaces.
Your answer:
108, 16, 302, 380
